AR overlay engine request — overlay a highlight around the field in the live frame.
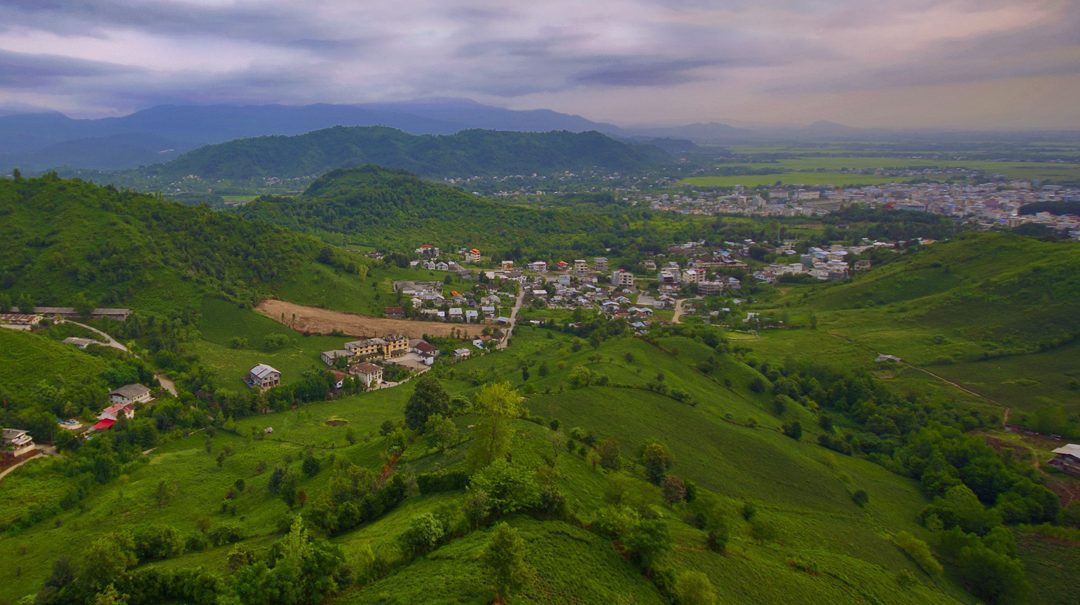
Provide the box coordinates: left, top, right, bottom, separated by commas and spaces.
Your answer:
0, 328, 110, 401
678, 152, 1080, 188
255, 299, 485, 339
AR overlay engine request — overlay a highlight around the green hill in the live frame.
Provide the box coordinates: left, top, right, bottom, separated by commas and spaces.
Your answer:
239, 165, 651, 253
0, 326, 978, 605
0, 174, 371, 314
136, 126, 669, 181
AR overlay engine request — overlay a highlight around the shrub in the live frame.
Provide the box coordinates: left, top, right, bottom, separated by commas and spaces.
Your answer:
851, 489, 869, 508
892, 531, 942, 575
398, 513, 445, 556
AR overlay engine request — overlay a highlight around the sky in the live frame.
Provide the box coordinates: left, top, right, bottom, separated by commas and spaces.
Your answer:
0, 0, 1078, 129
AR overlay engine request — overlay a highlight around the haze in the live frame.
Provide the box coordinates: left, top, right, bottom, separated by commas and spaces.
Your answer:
0, 0, 1078, 129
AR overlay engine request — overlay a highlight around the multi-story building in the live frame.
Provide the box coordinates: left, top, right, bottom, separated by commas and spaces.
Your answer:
611, 269, 635, 287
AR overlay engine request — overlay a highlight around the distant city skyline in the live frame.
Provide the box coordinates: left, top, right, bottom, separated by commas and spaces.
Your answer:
0, 0, 1078, 129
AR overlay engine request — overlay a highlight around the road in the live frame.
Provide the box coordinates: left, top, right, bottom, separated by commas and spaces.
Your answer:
66, 320, 128, 352
497, 288, 527, 350
672, 299, 686, 324
0, 446, 55, 483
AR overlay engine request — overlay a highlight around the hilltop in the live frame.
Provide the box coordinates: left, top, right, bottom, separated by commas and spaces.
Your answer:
0, 174, 370, 314
131, 127, 669, 182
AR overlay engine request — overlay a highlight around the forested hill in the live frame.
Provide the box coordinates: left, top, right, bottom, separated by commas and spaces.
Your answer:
136, 127, 671, 180
0, 174, 366, 314
238, 165, 643, 253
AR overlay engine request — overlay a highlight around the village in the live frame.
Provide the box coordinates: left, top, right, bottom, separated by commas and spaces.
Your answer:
641, 180, 1080, 238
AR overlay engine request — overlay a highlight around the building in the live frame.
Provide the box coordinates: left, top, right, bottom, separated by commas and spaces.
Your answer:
574, 259, 589, 274
110, 384, 152, 405
611, 269, 635, 287
453, 348, 472, 360
345, 338, 382, 359
593, 257, 609, 272
854, 259, 872, 272
383, 335, 409, 358
0, 313, 42, 331
1, 428, 35, 458
321, 349, 349, 366
1049, 444, 1080, 476
464, 248, 482, 263
246, 364, 281, 389
501, 260, 514, 271
99, 402, 135, 422
415, 244, 440, 257
384, 306, 405, 319
33, 307, 131, 321
527, 261, 548, 273
697, 281, 724, 295
350, 362, 383, 388
682, 268, 703, 284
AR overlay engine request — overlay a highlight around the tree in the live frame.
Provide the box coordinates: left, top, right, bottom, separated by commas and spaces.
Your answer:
626, 519, 671, 571
405, 376, 450, 431
467, 382, 522, 471
597, 438, 621, 470
782, 421, 802, 440
302, 455, 321, 477
483, 523, 532, 602
662, 475, 687, 504
641, 441, 673, 485
425, 414, 458, 451
674, 571, 717, 605
92, 584, 128, 605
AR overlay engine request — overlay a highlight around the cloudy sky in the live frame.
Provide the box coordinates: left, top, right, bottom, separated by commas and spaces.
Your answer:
0, 0, 1078, 128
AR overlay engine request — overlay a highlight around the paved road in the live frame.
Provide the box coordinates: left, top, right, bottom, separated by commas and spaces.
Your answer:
497, 288, 526, 350
66, 320, 127, 352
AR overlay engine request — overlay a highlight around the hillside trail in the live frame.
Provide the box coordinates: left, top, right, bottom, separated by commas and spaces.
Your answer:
497, 288, 526, 350
67, 320, 178, 396
824, 331, 1008, 411
672, 298, 685, 324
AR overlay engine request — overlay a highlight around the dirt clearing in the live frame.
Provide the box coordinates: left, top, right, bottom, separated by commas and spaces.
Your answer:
256, 299, 484, 339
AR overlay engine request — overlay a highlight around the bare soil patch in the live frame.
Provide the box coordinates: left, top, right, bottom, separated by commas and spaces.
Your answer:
256, 299, 483, 339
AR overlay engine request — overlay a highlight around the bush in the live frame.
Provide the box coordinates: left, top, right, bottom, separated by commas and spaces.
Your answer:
398, 513, 445, 556
133, 525, 184, 561
673, 570, 717, 605
417, 471, 469, 494
892, 531, 942, 575
851, 489, 869, 508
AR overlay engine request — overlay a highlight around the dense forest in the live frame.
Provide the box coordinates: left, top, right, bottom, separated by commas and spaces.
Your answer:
132, 127, 671, 181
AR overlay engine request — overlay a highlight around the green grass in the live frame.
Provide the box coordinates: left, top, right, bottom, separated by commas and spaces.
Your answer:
0, 328, 109, 401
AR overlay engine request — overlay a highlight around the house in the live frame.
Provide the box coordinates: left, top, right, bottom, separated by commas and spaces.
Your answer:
611, 269, 635, 287
415, 244, 440, 257
1, 428, 35, 458
682, 269, 702, 284
246, 364, 282, 389
465, 310, 479, 323
99, 402, 135, 422
384, 306, 405, 319
435, 261, 450, 271
349, 362, 383, 388
527, 261, 548, 273
464, 248, 482, 263
854, 259, 872, 272
321, 349, 349, 366
556, 260, 569, 271
453, 348, 472, 360
330, 370, 348, 390
413, 340, 438, 360
109, 384, 152, 405
875, 354, 902, 363
574, 259, 589, 274
0, 313, 42, 331
501, 260, 515, 271
481, 305, 496, 317
593, 257, 609, 272
1049, 444, 1080, 475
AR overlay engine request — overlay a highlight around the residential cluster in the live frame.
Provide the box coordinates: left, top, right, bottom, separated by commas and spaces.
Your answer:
643, 180, 1080, 238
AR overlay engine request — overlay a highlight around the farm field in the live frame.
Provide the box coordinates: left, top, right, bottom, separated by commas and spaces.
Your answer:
678, 153, 1080, 187
255, 299, 485, 339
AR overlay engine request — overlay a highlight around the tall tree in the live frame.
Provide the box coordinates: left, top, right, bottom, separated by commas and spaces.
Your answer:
467, 382, 522, 471
482, 522, 532, 603
405, 376, 450, 431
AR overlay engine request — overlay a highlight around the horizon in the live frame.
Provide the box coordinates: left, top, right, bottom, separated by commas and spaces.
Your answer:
1, 1, 1078, 129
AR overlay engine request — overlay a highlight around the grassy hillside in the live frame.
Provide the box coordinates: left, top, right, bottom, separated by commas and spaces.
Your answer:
137, 126, 669, 181
745, 233, 1080, 415
0, 174, 373, 314
0, 328, 110, 403
0, 327, 977, 605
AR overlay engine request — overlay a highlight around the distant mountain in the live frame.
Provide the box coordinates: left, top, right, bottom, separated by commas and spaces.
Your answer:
0, 100, 623, 172
134, 126, 670, 181
624, 122, 749, 143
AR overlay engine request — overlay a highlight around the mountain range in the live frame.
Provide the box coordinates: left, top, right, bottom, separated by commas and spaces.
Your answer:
4, 99, 1077, 173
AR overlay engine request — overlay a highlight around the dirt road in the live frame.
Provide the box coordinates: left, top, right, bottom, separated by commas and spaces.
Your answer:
256, 299, 485, 339
497, 288, 526, 350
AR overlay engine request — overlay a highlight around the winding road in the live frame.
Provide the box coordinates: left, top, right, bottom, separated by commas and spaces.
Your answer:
497, 288, 526, 350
